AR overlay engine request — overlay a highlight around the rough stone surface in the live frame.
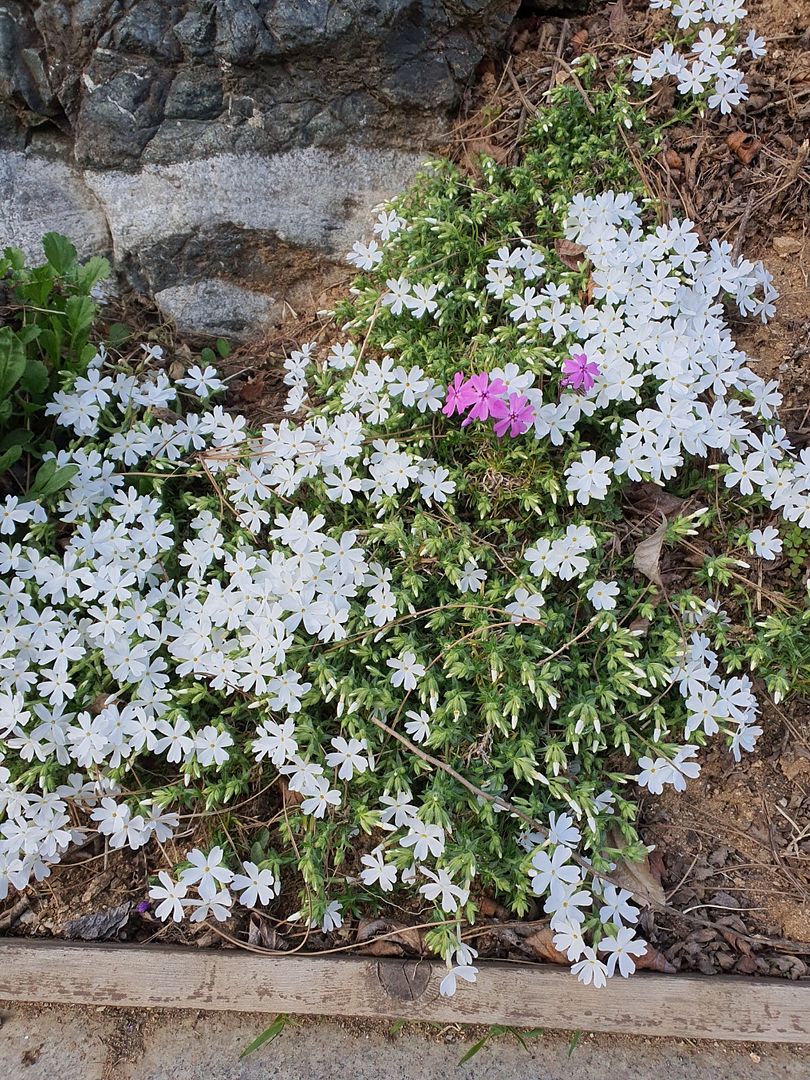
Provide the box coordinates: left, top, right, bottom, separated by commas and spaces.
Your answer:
83, 147, 425, 287
154, 279, 281, 338
0, 150, 111, 262
3, 0, 520, 168
3, 1003, 810, 1080
0, 0, 522, 337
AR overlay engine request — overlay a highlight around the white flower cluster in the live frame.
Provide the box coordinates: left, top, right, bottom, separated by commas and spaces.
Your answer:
526, 810, 649, 986
633, 1, 765, 114
677, 632, 762, 759
0, 350, 473, 920
0, 178, 803, 996
149, 846, 279, 924
632, 617, 762, 792
555, 194, 807, 530
346, 208, 406, 272
0, 770, 175, 901
402, 191, 804, 530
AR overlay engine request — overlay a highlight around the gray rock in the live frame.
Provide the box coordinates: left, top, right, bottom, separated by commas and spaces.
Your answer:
0, 0, 523, 337
75, 58, 173, 170
81, 146, 423, 334
3, 0, 523, 164
106, 0, 183, 61
153, 280, 281, 339
163, 69, 224, 121
84, 147, 424, 264
213, 0, 278, 64
0, 2, 56, 119
0, 150, 111, 262
260, 0, 358, 56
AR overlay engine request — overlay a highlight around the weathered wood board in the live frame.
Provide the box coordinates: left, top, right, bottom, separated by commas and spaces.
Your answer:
0, 939, 808, 1043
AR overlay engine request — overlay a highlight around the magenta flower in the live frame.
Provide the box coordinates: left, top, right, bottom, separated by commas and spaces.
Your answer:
460, 372, 509, 426
443, 371, 474, 417
490, 393, 535, 438
561, 352, 600, 392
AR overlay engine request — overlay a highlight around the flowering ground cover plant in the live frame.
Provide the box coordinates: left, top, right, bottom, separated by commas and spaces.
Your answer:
1, 64, 808, 998
631, 0, 765, 114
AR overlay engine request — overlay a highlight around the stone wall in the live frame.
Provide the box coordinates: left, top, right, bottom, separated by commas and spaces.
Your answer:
0, 0, 521, 337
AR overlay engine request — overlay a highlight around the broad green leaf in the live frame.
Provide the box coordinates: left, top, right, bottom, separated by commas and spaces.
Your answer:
30, 459, 78, 498
0, 427, 33, 452
42, 232, 77, 275
2, 245, 25, 271
32, 457, 55, 485
19, 358, 49, 397
107, 323, 131, 348
80, 342, 101, 366
75, 255, 110, 292
0, 444, 22, 474
16, 264, 57, 307
37, 328, 61, 366
65, 295, 95, 343
17, 324, 41, 346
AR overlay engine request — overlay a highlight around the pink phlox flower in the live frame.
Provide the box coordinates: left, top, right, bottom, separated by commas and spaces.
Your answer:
442, 371, 475, 417
490, 393, 535, 438
561, 352, 600, 392
460, 372, 508, 426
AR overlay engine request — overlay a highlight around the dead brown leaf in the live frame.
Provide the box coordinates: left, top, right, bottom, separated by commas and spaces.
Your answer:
717, 925, 753, 957
462, 138, 511, 173
608, 0, 628, 37
627, 482, 686, 519
278, 778, 304, 807
570, 28, 589, 56
484, 924, 524, 953
664, 149, 683, 169
608, 829, 667, 908
523, 927, 569, 966
64, 902, 132, 941
555, 239, 587, 269
726, 131, 761, 165
511, 28, 532, 55
237, 374, 267, 403
635, 943, 677, 973
0, 896, 29, 932
479, 895, 511, 920
355, 917, 424, 957
248, 918, 291, 950
633, 518, 668, 589
150, 407, 180, 424
648, 848, 667, 884
735, 954, 758, 974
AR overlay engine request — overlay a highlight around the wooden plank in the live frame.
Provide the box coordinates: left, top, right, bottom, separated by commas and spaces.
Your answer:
1, 939, 808, 1043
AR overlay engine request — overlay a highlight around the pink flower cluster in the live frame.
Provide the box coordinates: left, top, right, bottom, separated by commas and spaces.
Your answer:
561, 352, 600, 392
443, 372, 535, 438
